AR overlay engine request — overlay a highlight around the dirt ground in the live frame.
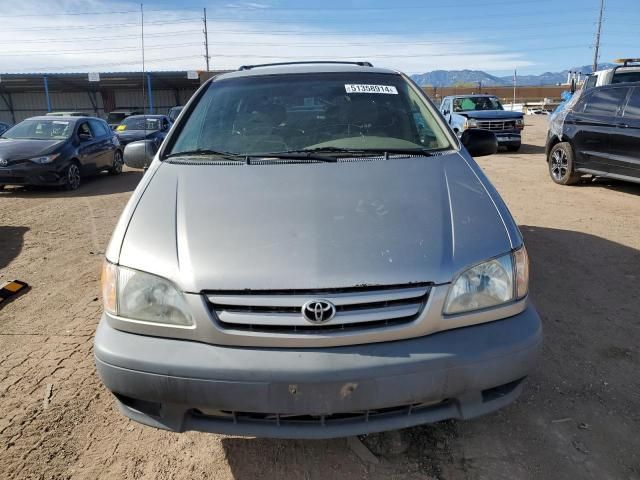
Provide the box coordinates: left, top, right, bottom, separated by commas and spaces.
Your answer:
1, 116, 639, 480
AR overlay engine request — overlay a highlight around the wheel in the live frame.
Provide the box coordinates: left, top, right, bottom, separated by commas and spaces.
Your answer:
548, 142, 581, 185
64, 162, 81, 191
506, 144, 521, 152
109, 150, 123, 175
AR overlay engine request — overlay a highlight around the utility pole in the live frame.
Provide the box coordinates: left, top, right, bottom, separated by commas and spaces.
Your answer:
203, 8, 210, 71
592, 0, 605, 72
512, 68, 517, 111
141, 3, 146, 114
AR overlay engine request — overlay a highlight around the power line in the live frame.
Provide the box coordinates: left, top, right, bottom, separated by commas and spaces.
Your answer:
2, 18, 200, 32
4, 55, 203, 72
0, 42, 203, 57
0, 30, 199, 45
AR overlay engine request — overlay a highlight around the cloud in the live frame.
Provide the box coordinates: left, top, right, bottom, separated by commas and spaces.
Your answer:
0, 0, 533, 74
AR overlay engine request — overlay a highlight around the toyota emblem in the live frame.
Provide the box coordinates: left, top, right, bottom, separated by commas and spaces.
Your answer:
302, 300, 336, 324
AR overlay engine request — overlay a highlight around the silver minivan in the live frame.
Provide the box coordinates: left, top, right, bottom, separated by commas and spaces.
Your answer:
95, 62, 541, 439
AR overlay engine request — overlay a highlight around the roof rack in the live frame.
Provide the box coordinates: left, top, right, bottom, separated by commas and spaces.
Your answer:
614, 58, 640, 67
238, 61, 373, 71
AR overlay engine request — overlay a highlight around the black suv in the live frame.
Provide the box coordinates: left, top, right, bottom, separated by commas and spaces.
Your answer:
546, 83, 640, 185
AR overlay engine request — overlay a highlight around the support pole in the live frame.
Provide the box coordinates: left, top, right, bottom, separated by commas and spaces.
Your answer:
593, 0, 605, 72
43, 76, 52, 112
203, 8, 210, 71
146, 73, 153, 114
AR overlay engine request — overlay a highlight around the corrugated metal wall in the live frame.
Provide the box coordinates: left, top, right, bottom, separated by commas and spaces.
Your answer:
0, 88, 197, 124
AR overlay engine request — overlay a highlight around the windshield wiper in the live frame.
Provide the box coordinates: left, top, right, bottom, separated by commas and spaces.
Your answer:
164, 149, 248, 162
277, 147, 435, 158
248, 151, 338, 163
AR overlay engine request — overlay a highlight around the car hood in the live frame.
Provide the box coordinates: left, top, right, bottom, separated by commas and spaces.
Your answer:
0, 138, 65, 162
117, 152, 516, 291
458, 110, 523, 120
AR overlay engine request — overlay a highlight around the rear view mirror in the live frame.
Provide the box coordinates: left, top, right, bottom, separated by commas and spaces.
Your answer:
461, 129, 498, 157
123, 140, 157, 169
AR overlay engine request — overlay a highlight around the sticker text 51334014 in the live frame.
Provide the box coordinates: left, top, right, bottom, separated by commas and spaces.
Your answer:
345, 84, 398, 94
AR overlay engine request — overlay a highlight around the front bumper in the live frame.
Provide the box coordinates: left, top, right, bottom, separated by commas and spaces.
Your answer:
494, 130, 522, 146
0, 162, 67, 186
94, 304, 542, 439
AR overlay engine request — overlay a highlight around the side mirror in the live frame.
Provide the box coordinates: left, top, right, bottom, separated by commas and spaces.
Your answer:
123, 139, 158, 169
443, 109, 450, 116
461, 129, 498, 157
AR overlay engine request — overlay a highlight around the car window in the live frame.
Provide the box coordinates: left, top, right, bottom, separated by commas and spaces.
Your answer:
584, 75, 597, 90
78, 122, 93, 138
581, 88, 628, 116
611, 70, 640, 84
168, 72, 452, 156
89, 119, 109, 137
623, 87, 640, 120
2, 119, 72, 140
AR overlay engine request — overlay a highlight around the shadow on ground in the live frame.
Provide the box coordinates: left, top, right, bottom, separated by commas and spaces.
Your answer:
0, 226, 28, 271
219, 226, 640, 479
0, 170, 144, 199
580, 176, 640, 196
516, 143, 546, 155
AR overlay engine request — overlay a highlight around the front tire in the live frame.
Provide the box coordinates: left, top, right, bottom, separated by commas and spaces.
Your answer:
548, 142, 581, 185
64, 162, 81, 191
109, 150, 123, 175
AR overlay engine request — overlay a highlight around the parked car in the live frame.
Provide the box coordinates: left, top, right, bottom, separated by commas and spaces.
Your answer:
546, 82, 640, 186
95, 61, 541, 439
0, 122, 10, 136
440, 94, 525, 151
583, 58, 640, 90
114, 115, 172, 148
0, 116, 122, 190
45, 111, 86, 117
168, 106, 184, 122
107, 109, 143, 130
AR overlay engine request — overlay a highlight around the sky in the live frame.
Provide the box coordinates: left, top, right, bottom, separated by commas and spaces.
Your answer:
0, 0, 638, 76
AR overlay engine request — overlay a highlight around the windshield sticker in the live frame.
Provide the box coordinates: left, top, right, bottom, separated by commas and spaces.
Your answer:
345, 84, 398, 94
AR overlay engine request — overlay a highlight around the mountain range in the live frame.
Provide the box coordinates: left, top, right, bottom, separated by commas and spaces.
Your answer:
410, 63, 617, 87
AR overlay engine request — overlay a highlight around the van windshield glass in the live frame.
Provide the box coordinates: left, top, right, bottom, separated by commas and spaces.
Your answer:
166, 72, 452, 156
453, 96, 503, 112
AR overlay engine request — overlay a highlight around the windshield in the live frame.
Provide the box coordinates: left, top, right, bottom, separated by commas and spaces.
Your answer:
167, 72, 452, 156
2, 119, 73, 140
453, 96, 503, 112
119, 116, 160, 131
107, 112, 128, 124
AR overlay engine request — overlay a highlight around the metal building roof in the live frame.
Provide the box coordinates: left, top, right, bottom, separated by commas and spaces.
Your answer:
0, 71, 229, 93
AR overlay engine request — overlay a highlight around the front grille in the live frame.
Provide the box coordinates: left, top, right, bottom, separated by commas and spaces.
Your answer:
206, 283, 431, 334
476, 120, 516, 131
192, 399, 449, 426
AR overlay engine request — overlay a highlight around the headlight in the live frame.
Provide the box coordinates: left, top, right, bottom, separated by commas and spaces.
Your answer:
30, 153, 60, 164
444, 247, 529, 315
464, 118, 478, 129
515, 118, 525, 128
101, 261, 193, 326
